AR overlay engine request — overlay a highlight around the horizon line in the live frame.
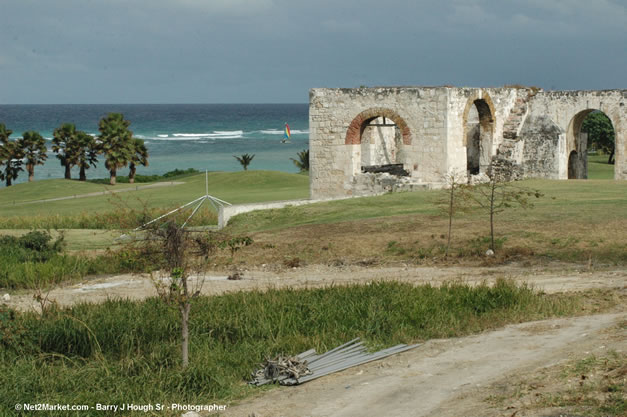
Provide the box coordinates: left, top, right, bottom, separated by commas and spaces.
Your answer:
0, 102, 309, 106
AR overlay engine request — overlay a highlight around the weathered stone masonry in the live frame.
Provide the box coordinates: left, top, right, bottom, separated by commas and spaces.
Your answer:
309, 87, 626, 199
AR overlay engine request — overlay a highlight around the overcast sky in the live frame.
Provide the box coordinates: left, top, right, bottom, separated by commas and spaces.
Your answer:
1, 0, 625, 104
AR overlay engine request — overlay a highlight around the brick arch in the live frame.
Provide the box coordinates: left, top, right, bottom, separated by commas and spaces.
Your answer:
462, 91, 496, 146
345, 108, 412, 145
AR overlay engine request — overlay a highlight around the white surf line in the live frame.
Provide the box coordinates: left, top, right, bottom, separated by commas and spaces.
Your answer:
3, 181, 184, 207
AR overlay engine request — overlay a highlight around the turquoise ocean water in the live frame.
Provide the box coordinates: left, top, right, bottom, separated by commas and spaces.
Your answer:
0, 104, 309, 185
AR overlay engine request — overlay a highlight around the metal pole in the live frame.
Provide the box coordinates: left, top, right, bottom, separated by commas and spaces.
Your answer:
134, 196, 205, 231
182, 197, 206, 228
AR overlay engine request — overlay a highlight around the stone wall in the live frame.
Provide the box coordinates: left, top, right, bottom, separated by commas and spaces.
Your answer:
309, 87, 449, 199
526, 90, 626, 179
309, 86, 626, 199
520, 115, 563, 179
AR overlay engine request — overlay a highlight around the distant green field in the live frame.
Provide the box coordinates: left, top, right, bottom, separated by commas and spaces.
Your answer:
0, 171, 309, 218
587, 154, 615, 180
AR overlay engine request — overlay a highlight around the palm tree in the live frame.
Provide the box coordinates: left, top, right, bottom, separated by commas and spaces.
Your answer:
128, 138, 149, 184
290, 149, 309, 172
98, 113, 133, 185
18, 131, 48, 182
0, 124, 11, 142
234, 153, 255, 171
75, 131, 99, 181
0, 124, 24, 186
52, 123, 79, 179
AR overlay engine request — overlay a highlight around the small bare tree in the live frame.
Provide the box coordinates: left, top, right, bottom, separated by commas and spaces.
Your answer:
436, 170, 470, 258
149, 222, 208, 368
124, 199, 252, 368
467, 166, 542, 253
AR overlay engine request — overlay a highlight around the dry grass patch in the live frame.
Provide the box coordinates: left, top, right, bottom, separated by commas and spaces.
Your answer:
216, 211, 627, 269
485, 321, 626, 417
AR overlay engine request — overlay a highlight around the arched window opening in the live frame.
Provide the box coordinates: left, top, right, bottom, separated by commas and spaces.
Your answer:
464, 98, 494, 176
360, 116, 402, 168
345, 108, 411, 177
567, 110, 616, 179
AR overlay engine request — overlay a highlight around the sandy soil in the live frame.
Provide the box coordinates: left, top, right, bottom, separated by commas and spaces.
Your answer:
3, 262, 626, 312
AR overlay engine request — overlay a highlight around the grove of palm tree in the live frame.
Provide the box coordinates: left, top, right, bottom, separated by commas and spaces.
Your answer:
0, 113, 149, 186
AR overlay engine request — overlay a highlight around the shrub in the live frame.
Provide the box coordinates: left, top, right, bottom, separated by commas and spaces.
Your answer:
0, 230, 64, 263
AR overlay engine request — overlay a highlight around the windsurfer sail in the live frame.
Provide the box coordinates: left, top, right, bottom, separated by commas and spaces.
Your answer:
282, 122, 291, 142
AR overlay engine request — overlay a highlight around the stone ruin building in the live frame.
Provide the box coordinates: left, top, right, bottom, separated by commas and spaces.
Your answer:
308, 86, 626, 199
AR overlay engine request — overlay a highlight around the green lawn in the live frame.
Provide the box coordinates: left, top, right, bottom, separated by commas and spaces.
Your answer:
587, 154, 615, 180
0, 170, 309, 218
228, 178, 627, 234
0, 158, 616, 220
0, 179, 119, 204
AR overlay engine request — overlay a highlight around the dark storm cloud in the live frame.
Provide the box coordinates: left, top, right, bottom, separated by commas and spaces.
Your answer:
0, 0, 625, 103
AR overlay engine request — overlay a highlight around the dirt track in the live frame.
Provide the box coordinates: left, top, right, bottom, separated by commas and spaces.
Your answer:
4, 262, 626, 312
225, 312, 626, 417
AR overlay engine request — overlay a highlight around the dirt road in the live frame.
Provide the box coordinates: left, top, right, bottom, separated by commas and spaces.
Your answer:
225, 312, 626, 417
3, 262, 626, 312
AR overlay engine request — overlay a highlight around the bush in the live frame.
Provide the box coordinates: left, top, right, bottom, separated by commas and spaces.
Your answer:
0, 231, 64, 263
88, 168, 200, 184
163, 168, 199, 178
0, 230, 158, 289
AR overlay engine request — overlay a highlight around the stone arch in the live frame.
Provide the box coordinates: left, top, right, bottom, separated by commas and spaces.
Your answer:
345, 107, 412, 145
462, 91, 496, 146
566, 109, 617, 179
462, 92, 496, 175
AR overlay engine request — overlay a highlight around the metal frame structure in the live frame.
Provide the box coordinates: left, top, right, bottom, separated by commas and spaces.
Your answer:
134, 171, 231, 231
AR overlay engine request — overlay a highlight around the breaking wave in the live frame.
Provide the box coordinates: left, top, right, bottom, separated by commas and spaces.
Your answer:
259, 129, 308, 135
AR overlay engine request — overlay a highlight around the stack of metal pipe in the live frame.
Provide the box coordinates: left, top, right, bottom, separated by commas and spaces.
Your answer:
250, 338, 421, 386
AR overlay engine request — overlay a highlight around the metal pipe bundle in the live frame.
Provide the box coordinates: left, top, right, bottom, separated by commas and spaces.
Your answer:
250, 338, 421, 386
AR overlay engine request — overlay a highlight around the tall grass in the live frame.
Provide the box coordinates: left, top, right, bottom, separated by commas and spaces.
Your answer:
0, 250, 149, 289
0, 231, 153, 289
1, 280, 582, 416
